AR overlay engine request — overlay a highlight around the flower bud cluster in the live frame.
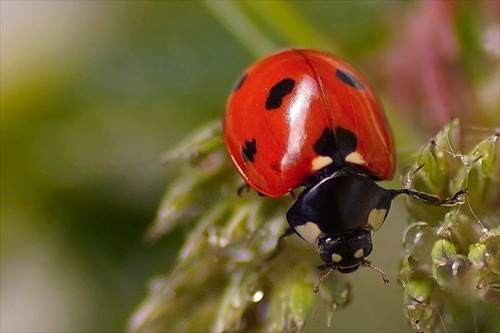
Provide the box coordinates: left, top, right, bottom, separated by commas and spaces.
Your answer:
400, 119, 499, 332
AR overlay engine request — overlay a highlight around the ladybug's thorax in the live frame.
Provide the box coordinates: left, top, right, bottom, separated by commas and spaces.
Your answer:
286, 173, 393, 241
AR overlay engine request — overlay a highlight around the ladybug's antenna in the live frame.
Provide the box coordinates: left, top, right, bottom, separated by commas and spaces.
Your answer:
313, 267, 335, 293
362, 260, 389, 283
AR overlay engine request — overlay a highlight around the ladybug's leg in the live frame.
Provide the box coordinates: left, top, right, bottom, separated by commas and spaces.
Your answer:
237, 183, 251, 197
389, 188, 468, 206
279, 227, 295, 239
260, 228, 295, 266
237, 183, 267, 197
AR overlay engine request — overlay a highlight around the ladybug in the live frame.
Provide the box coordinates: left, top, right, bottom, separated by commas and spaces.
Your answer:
223, 49, 465, 287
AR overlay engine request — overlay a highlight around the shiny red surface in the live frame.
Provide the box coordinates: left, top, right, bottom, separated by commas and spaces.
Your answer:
224, 49, 395, 197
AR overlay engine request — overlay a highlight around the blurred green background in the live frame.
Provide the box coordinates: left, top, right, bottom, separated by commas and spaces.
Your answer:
2, 1, 498, 332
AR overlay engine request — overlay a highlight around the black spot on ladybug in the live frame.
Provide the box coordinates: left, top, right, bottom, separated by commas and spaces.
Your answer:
242, 138, 257, 162
265, 78, 295, 110
336, 69, 364, 90
313, 127, 358, 166
231, 72, 248, 92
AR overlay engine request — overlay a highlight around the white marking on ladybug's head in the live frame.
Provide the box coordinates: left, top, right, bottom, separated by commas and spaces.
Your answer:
367, 208, 388, 232
345, 151, 366, 166
332, 253, 343, 262
295, 222, 322, 244
311, 156, 333, 171
354, 248, 364, 259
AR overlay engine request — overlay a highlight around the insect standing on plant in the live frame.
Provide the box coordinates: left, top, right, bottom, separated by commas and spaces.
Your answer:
223, 49, 466, 292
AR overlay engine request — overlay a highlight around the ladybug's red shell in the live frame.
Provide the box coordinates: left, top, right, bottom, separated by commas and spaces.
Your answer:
223, 49, 395, 197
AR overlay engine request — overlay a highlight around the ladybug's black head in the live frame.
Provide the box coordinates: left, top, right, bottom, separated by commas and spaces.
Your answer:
317, 229, 372, 272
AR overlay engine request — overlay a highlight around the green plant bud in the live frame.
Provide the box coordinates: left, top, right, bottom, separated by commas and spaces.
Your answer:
482, 278, 500, 307
266, 269, 317, 332
433, 254, 473, 289
483, 233, 500, 275
402, 278, 436, 332
317, 274, 352, 311
431, 239, 457, 265
452, 132, 499, 216
438, 212, 484, 254
431, 241, 475, 292
401, 121, 500, 332
402, 222, 436, 271
469, 238, 500, 306
411, 119, 461, 197
162, 121, 224, 166
469, 243, 488, 269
